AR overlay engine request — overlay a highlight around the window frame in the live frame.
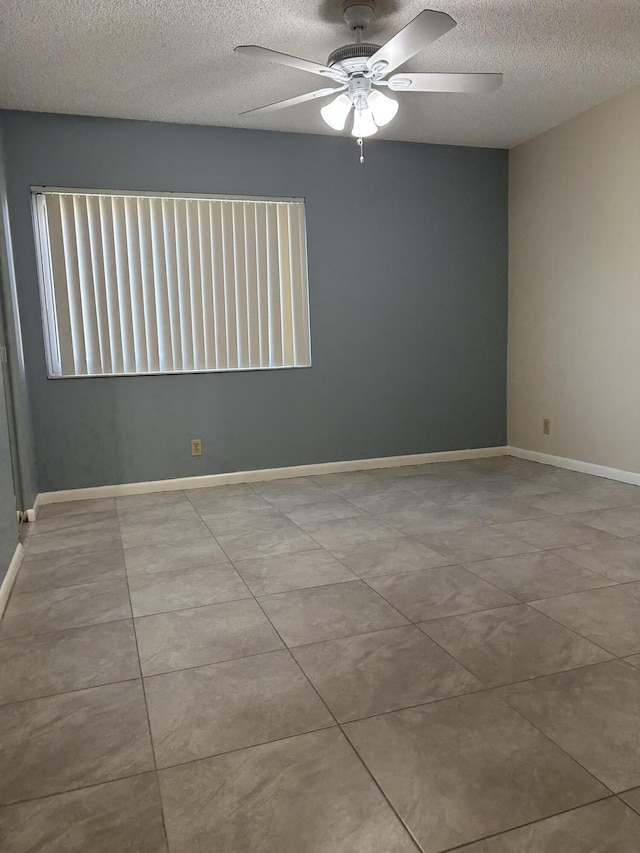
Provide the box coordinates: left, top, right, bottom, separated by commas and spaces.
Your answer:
31, 186, 313, 379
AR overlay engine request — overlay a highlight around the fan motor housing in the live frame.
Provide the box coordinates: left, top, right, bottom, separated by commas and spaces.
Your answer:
327, 43, 380, 75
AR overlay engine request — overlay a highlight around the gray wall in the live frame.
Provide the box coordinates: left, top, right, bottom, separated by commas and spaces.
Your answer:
0, 364, 17, 579
0, 110, 508, 493
1, 118, 29, 578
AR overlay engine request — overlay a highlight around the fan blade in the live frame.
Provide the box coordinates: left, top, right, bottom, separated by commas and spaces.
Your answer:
388, 72, 503, 93
366, 10, 456, 75
239, 87, 345, 116
235, 45, 346, 81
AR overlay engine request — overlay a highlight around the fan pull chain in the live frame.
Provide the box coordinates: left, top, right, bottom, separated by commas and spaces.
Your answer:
357, 137, 364, 164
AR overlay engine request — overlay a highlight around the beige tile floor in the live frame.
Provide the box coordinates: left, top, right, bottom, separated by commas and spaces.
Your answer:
2, 456, 640, 851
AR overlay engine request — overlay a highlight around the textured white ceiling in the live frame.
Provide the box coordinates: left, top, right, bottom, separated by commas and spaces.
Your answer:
1, 0, 639, 148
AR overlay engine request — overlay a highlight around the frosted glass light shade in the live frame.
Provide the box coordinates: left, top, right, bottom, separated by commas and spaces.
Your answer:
351, 106, 378, 137
368, 90, 399, 127
320, 94, 352, 130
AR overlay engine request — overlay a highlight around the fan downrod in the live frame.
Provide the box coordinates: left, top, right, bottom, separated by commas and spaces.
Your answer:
330, 1, 380, 74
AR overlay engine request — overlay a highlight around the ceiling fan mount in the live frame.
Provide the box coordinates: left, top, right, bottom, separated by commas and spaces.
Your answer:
341, 1, 376, 33
234, 5, 503, 144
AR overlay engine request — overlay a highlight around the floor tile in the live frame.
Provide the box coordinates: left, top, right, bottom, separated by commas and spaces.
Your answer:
0, 773, 167, 853
135, 599, 283, 675
460, 797, 640, 852
233, 549, 356, 595
282, 498, 365, 527
303, 516, 402, 549
13, 549, 126, 593
330, 537, 452, 577
527, 490, 616, 515
215, 518, 320, 561
465, 551, 615, 600
420, 604, 611, 687
28, 510, 118, 536
158, 728, 416, 853
23, 520, 121, 557
123, 538, 229, 575
525, 468, 601, 491
553, 539, 640, 583
467, 480, 561, 500
0, 681, 154, 804
199, 505, 285, 536
116, 491, 189, 510
621, 788, 640, 814
377, 503, 488, 535
0, 620, 139, 705
257, 581, 408, 646
418, 526, 537, 563
0, 578, 131, 638
189, 490, 273, 517
569, 505, 640, 538
343, 691, 606, 852
395, 480, 471, 503
251, 477, 329, 509
128, 563, 250, 617
184, 483, 257, 506
531, 583, 640, 656
366, 566, 517, 622
118, 500, 200, 527
119, 517, 214, 549
344, 489, 435, 515
492, 517, 616, 549
313, 471, 398, 499
292, 625, 480, 721
578, 481, 640, 508
37, 497, 116, 520
498, 660, 640, 792
459, 497, 548, 524
145, 650, 333, 767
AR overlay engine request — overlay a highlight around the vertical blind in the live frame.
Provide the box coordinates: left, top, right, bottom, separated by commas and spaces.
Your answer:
32, 189, 311, 377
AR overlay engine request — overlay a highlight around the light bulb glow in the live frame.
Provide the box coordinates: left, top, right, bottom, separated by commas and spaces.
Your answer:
368, 90, 399, 127
351, 106, 378, 138
320, 94, 352, 130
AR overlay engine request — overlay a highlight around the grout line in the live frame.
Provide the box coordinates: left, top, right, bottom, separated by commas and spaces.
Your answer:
337, 728, 424, 851
124, 560, 172, 852
151, 722, 337, 773
140, 644, 288, 681
490, 689, 619, 796
0, 769, 168, 811
0, 674, 142, 709
440, 793, 619, 851
212, 529, 342, 731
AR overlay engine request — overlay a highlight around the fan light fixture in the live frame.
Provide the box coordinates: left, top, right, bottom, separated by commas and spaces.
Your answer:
320, 93, 352, 130
235, 3, 503, 163
351, 104, 378, 137
367, 90, 399, 126
321, 88, 398, 136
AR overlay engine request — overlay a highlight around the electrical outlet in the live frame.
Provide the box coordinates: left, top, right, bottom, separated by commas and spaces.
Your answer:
191, 438, 202, 457
543, 418, 551, 436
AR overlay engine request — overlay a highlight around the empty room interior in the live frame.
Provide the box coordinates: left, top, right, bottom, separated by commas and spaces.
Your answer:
1, 1, 640, 850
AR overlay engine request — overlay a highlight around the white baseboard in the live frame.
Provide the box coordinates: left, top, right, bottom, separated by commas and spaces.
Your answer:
25, 508, 37, 522
508, 446, 640, 487
0, 543, 23, 620
36, 445, 509, 505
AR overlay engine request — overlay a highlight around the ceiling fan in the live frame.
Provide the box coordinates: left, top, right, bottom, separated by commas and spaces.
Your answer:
234, 1, 503, 140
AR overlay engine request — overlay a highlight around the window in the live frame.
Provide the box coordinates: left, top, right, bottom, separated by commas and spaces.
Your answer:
32, 188, 311, 377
